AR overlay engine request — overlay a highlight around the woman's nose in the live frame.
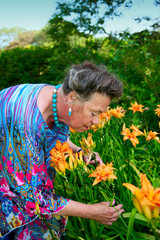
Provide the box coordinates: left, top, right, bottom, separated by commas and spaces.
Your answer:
92, 116, 99, 125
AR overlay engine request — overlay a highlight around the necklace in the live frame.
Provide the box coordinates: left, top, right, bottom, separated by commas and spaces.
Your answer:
52, 85, 62, 128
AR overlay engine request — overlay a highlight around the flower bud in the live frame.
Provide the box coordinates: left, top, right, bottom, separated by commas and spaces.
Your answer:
152, 205, 159, 219
132, 197, 143, 214
142, 205, 152, 220
36, 202, 40, 214
69, 156, 73, 170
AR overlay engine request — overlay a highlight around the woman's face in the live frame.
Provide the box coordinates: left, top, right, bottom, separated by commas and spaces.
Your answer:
69, 92, 111, 132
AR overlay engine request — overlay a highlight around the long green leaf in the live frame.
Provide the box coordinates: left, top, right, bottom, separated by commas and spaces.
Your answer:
126, 208, 137, 240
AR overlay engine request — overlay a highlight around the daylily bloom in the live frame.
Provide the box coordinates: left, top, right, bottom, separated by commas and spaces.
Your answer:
128, 101, 144, 113
129, 124, 144, 136
110, 106, 126, 118
145, 130, 160, 143
99, 109, 111, 122
123, 174, 160, 220
79, 133, 95, 156
50, 140, 73, 175
154, 105, 160, 118
89, 162, 117, 186
69, 127, 76, 133
68, 151, 90, 173
90, 109, 111, 131
121, 123, 140, 147
69, 151, 84, 169
90, 118, 106, 132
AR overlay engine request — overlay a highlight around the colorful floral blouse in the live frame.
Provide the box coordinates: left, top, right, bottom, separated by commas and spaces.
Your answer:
0, 84, 70, 239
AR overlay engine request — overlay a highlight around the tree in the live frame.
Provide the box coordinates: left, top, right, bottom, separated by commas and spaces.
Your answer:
4, 29, 51, 49
54, 0, 133, 36
53, 0, 160, 36
34, 29, 52, 46
0, 27, 25, 48
5, 31, 37, 49
45, 15, 82, 44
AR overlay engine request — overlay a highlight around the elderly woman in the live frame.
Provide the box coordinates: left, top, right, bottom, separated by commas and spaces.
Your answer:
0, 62, 124, 240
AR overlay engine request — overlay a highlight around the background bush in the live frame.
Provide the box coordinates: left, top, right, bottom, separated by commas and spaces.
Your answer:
0, 30, 159, 130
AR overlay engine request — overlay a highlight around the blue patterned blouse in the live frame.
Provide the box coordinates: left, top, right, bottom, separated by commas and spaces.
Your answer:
0, 84, 70, 239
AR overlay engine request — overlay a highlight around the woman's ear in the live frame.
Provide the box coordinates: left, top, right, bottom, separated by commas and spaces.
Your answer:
67, 91, 80, 105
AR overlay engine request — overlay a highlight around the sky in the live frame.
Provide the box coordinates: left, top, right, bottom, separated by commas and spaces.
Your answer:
0, 0, 159, 34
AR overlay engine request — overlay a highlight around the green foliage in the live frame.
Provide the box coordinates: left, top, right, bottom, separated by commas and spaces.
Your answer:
0, 27, 51, 49
0, 27, 159, 130
55, 105, 160, 239
55, 0, 133, 35
45, 15, 83, 45
0, 27, 26, 48
102, 29, 160, 104
0, 47, 56, 90
5, 30, 38, 49
0, 17, 159, 240
34, 29, 52, 47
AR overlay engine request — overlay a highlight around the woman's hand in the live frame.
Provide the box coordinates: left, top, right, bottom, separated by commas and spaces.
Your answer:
90, 199, 124, 225
83, 152, 103, 165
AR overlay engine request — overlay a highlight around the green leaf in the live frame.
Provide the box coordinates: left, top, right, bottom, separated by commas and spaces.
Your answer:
123, 212, 148, 222
135, 232, 156, 240
126, 208, 137, 240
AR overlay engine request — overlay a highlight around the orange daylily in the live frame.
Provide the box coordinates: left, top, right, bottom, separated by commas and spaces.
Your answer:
79, 133, 95, 156
70, 127, 76, 133
90, 109, 111, 131
129, 124, 144, 136
154, 105, 160, 118
89, 162, 117, 186
121, 124, 141, 147
69, 151, 83, 169
99, 109, 111, 122
50, 140, 73, 175
90, 118, 106, 132
123, 174, 160, 220
145, 130, 160, 143
128, 101, 144, 113
110, 106, 126, 118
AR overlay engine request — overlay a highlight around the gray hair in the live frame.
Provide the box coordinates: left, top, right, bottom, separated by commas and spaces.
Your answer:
62, 61, 123, 100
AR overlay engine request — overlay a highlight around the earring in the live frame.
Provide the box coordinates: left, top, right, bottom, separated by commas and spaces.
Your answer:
69, 107, 72, 116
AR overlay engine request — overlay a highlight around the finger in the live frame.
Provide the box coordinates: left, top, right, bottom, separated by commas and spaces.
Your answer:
118, 208, 124, 215
97, 159, 103, 165
111, 199, 115, 205
105, 199, 115, 207
106, 222, 113, 225
110, 218, 117, 222
112, 208, 124, 217
89, 160, 96, 165
88, 159, 103, 165
115, 204, 123, 211
82, 155, 88, 164
95, 156, 103, 162
95, 153, 103, 164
